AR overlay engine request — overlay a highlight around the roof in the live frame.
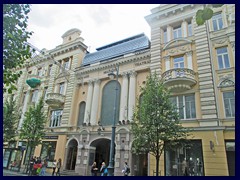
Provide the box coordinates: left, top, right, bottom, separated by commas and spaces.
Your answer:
81, 33, 150, 66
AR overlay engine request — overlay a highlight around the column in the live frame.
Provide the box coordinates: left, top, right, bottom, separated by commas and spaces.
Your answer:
186, 51, 193, 69
18, 90, 31, 129
182, 20, 188, 37
90, 79, 101, 125
84, 81, 93, 123
119, 72, 129, 121
231, 42, 235, 66
128, 71, 137, 121
167, 25, 172, 42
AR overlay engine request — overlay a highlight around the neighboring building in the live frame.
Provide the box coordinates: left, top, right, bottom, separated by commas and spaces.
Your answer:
145, 4, 235, 176
3, 4, 235, 176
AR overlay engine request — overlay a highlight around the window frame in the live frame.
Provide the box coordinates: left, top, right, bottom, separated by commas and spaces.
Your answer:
50, 109, 63, 127
223, 91, 235, 118
216, 47, 230, 69
170, 94, 196, 120
173, 26, 182, 39
212, 13, 223, 31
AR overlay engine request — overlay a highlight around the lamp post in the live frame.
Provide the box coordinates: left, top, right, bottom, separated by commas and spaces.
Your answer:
107, 64, 119, 176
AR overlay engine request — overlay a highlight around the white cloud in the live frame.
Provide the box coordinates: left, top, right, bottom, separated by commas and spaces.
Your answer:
27, 4, 159, 52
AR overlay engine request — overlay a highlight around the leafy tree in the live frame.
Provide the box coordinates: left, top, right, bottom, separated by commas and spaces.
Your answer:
3, 95, 20, 144
19, 97, 47, 170
131, 73, 190, 176
3, 4, 33, 94
196, 4, 224, 25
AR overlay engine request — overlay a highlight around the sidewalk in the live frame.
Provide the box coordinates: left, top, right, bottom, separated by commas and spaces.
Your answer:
3, 168, 51, 176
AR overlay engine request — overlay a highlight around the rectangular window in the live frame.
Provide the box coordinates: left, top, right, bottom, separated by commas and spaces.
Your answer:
31, 89, 39, 103
223, 91, 235, 117
174, 56, 184, 77
217, 47, 230, 69
212, 13, 223, 31
173, 26, 182, 39
48, 65, 52, 76
43, 87, 48, 99
50, 110, 63, 127
163, 30, 168, 43
22, 92, 26, 105
170, 94, 196, 119
37, 68, 43, 77
63, 60, 70, 71
59, 83, 65, 95
188, 23, 192, 36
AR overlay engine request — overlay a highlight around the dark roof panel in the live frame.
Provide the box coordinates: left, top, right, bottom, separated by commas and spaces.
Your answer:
82, 33, 150, 66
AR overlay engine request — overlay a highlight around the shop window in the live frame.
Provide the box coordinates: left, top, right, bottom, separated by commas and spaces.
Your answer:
165, 140, 204, 176
40, 141, 57, 164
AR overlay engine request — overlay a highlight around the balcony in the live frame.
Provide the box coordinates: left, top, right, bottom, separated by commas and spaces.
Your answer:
162, 68, 197, 92
45, 93, 65, 107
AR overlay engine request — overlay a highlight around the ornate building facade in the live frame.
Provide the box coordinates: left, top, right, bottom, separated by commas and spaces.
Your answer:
3, 4, 235, 176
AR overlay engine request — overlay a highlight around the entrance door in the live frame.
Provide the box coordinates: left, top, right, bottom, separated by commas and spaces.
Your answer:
225, 141, 235, 176
66, 139, 78, 170
90, 138, 111, 170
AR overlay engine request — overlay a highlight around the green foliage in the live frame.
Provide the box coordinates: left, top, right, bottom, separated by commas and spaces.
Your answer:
3, 4, 33, 94
3, 95, 20, 143
131, 72, 190, 175
19, 97, 47, 149
196, 4, 224, 26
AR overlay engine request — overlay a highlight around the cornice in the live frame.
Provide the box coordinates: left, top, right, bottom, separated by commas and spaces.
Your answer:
75, 50, 151, 78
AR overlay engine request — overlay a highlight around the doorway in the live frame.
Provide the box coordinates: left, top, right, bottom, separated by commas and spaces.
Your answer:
131, 153, 148, 176
66, 139, 78, 170
90, 138, 111, 170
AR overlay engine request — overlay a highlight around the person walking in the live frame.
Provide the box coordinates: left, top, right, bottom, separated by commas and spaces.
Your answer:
91, 162, 98, 176
56, 158, 62, 176
100, 162, 107, 176
122, 162, 130, 176
52, 159, 57, 176
39, 159, 47, 176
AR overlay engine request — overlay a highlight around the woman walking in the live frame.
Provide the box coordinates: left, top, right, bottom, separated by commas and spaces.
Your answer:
52, 159, 57, 176
56, 158, 62, 176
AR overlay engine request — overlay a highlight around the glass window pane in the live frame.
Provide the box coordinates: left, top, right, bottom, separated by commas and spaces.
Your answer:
218, 56, 224, 69
218, 18, 223, 29
224, 54, 230, 68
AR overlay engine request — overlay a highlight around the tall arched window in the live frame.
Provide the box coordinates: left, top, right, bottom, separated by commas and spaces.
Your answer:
77, 101, 86, 126
101, 81, 121, 126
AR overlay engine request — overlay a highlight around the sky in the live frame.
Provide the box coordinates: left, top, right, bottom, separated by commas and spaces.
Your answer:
27, 4, 159, 53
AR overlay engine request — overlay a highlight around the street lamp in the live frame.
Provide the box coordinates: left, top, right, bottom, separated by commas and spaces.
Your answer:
107, 64, 119, 176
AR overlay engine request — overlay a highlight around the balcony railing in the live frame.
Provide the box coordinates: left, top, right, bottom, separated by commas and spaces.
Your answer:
45, 93, 65, 107
162, 68, 197, 92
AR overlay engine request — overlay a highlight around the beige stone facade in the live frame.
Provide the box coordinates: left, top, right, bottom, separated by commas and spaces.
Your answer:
3, 4, 235, 176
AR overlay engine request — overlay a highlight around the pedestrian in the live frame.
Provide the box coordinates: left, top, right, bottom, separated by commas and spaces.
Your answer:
52, 159, 57, 176
100, 162, 107, 176
122, 162, 130, 176
182, 158, 188, 176
56, 158, 62, 176
39, 159, 47, 176
91, 161, 98, 176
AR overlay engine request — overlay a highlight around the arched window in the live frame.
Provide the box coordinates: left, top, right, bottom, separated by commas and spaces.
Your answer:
101, 81, 121, 126
77, 101, 86, 126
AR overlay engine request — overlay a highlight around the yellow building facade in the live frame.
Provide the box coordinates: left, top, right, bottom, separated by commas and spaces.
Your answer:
3, 4, 234, 176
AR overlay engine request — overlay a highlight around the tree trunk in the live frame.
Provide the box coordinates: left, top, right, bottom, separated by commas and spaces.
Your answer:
155, 154, 160, 176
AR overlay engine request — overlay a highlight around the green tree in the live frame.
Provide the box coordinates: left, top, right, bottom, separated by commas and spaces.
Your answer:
196, 4, 224, 25
3, 4, 33, 94
131, 73, 190, 176
19, 97, 47, 170
3, 95, 20, 144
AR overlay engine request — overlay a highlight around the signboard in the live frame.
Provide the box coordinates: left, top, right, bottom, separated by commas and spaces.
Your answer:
43, 136, 58, 139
